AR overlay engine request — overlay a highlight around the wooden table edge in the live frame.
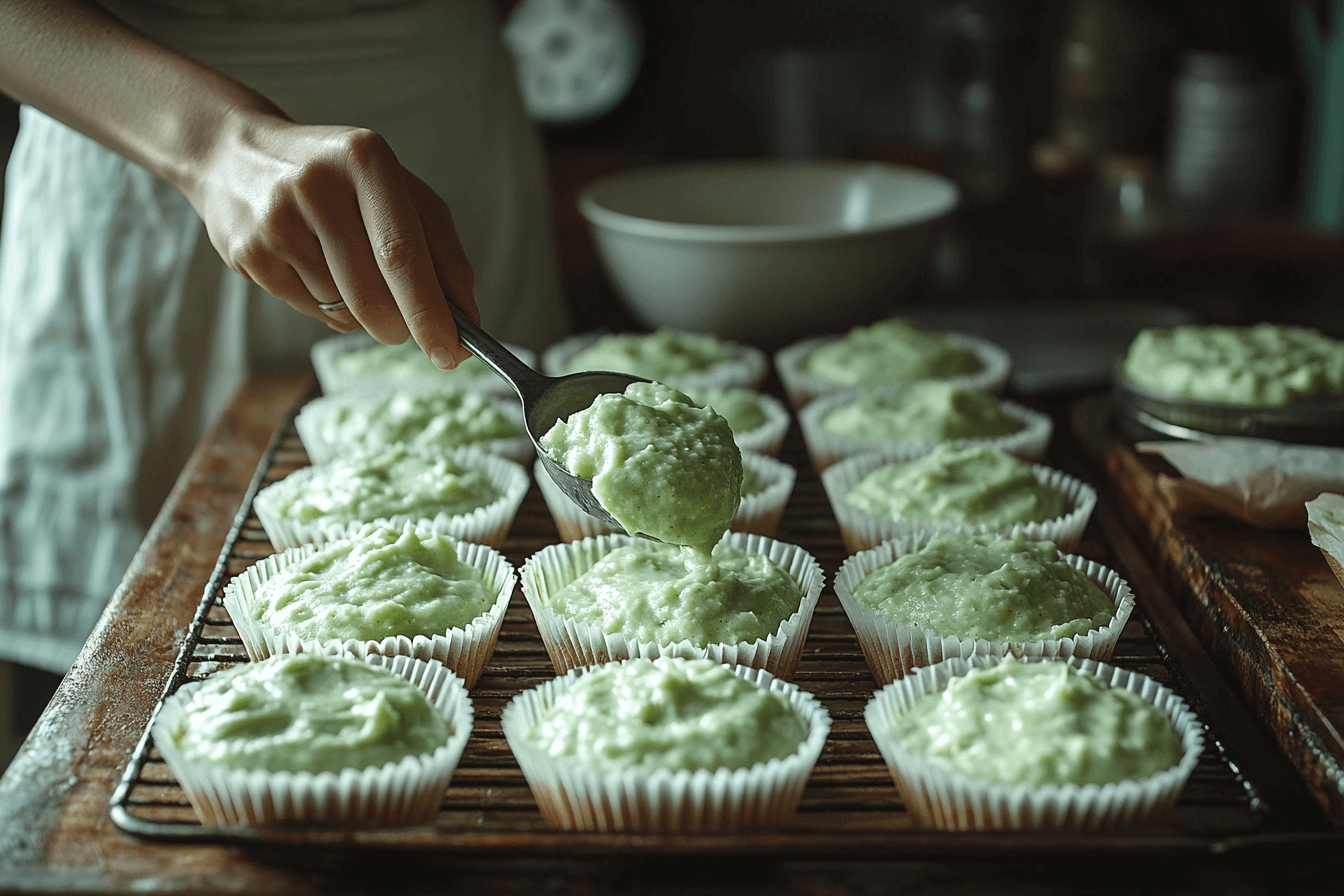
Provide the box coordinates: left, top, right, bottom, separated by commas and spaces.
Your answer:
0, 368, 313, 891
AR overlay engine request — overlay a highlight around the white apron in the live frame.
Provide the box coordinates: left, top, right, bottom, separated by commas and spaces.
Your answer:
0, 0, 567, 671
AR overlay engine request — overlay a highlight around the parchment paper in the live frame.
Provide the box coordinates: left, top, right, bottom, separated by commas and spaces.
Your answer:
1136, 438, 1344, 528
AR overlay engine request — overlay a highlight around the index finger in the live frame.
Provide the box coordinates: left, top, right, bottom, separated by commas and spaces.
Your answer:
348, 134, 469, 369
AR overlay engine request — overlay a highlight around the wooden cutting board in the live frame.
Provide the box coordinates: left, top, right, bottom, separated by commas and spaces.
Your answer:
1071, 394, 1344, 826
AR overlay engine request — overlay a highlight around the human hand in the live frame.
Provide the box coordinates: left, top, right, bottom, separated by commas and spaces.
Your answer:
188, 112, 479, 368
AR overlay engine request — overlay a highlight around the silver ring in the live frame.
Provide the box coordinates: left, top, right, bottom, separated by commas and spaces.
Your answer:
317, 300, 348, 313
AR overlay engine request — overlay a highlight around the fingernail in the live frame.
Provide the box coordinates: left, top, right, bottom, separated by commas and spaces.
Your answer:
430, 348, 458, 370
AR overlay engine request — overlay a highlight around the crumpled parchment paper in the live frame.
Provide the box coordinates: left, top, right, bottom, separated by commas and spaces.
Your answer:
1306, 493, 1344, 589
1135, 438, 1344, 528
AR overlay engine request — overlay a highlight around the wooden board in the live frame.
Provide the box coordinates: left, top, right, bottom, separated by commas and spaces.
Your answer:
1071, 394, 1344, 825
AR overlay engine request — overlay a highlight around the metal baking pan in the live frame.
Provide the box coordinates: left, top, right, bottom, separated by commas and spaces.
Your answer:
1113, 368, 1344, 446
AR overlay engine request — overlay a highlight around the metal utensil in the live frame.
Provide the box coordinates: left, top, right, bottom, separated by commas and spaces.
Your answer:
446, 303, 647, 535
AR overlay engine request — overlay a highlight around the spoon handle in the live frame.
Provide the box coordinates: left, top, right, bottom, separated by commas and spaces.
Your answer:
445, 301, 547, 398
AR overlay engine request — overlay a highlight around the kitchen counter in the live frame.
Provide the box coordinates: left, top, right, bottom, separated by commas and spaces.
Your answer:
1, 369, 1340, 895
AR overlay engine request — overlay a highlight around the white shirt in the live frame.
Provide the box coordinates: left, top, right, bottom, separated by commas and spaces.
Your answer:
0, 0, 567, 671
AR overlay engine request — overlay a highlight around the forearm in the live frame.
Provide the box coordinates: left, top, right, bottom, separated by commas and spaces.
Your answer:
0, 0, 287, 195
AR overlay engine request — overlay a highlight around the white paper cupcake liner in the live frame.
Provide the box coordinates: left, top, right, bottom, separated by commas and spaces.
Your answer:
254, 445, 530, 550
222, 520, 516, 689
820, 445, 1097, 555
834, 531, 1136, 685
294, 390, 533, 467
151, 653, 474, 827
311, 331, 537, 397
520, 532, 825, 680
535, 453, 797, 542
864, 655, 1204, 830
797, 387, 1053, 472
541, 330, 768, 391
1306, 492, 1344, 590
735, 451, 797, 538
731, 392, 790, 459
500, 659, 831, 832
311, 331, 537, 396
717, 391, 792, 458
774, 331, 1012, 411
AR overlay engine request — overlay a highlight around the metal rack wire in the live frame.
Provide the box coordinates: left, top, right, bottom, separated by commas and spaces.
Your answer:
109, 414, 1282, 854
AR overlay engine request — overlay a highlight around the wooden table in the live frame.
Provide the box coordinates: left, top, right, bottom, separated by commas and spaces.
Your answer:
1, 371, 1340, 895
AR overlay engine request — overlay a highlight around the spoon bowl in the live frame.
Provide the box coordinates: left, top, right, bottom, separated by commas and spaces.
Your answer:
446, 305, 648, 535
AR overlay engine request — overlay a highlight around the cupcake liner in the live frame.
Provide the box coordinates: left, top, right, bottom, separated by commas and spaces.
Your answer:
500, 659, 831, 831
1306, 492, 1344, 591
254, 445, 530, 550
222, 520, 516, 689
774, 331, 1012, 411
533, 458, 612, 543
820, 445, 1097, 555
735, 451, 797, 538
834, 531, 1136, 685
520, 532, 825, 679
151, 653, 474, 827
311, 331, 537, 396
535, 453, 797, 542
541, 330, 768, 391
732, 391, 792, 457
797, 387, 1053, 472
294, 390, 533, 467
864, 655, 1204, 830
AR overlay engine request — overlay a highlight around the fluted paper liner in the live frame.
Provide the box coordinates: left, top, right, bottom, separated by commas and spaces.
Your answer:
223, 520, 515, 689
311, 331, 537, 396
152, 653, 474, 827
294, 390, 532, 467
709, 389, 790, 456
774, 331, 1012, 411
520, 532, 824, 679
536, 452, 797, 542
797, 387, 1053, 472
541, 330, 768, 390
820, 445, 1097, 555
719, 391, 792, 457
864, 655, 1204, 830
834, 531, 1136, 685
253, 445, 530, 550
500, 659, 831, 832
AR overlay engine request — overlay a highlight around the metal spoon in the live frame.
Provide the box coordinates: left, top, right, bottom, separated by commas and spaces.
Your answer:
445, 303, 647, 535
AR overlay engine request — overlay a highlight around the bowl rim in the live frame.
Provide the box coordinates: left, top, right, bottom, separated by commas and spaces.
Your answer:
577, 159, 961, 245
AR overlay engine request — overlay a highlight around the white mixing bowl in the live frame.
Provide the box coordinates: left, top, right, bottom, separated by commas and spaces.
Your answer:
577, 160, 960, 346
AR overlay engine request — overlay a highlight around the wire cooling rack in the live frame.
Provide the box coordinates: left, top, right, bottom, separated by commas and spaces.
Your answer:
109, 406, 1310, 855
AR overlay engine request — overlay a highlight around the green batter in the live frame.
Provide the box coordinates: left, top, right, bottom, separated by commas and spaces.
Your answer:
892, 657, 1183, 786
844, 444, 1061, 528
544, 540, 802, 647
740, 465, 768, 498
821, 383, 1021, 442
309, 389, 522, 453
272, 445, 502, 527
804, 319, 982, 386
165, 653, 450, 774
563, 331, 733, 381
853, 531, 1113, 642
334, 339, 491, 383
684, 387, 769, 438
529, 657, 807, 772
1121, 323, 1344, 407
540, 381, 742, 555
250, 525, 494, 643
